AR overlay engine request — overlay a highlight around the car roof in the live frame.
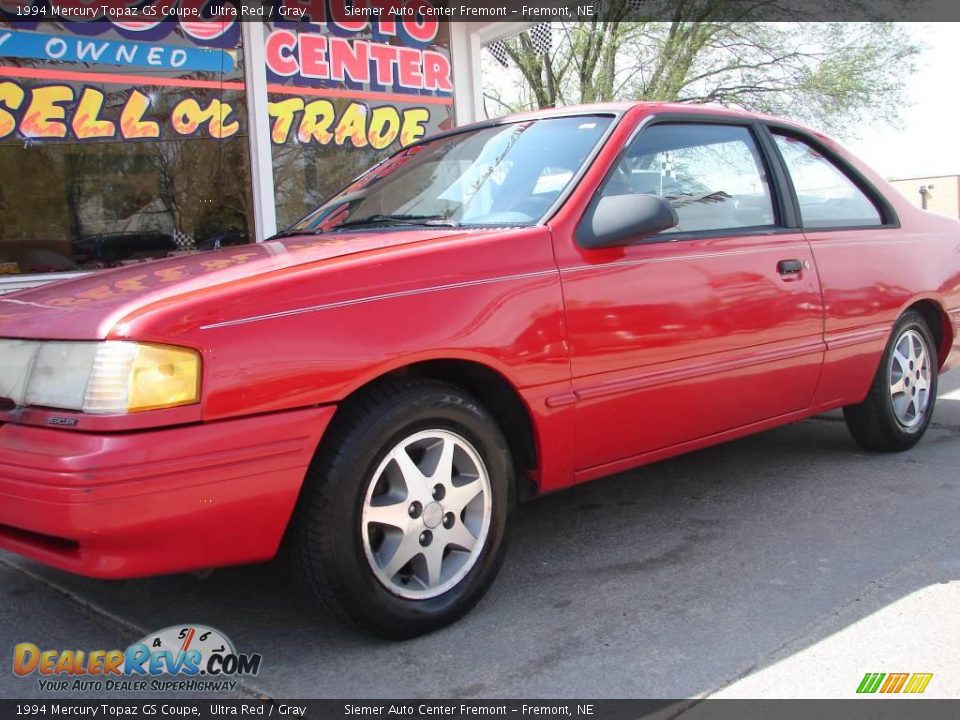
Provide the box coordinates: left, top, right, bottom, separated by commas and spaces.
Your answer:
515, 101, 818, 129
422, 101, 814, 147
508, 100, 745, 116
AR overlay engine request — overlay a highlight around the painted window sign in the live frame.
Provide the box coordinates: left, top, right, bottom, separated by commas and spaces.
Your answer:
0, 6, 455, 277
0, 29, 236, 71
0, 10, 453, 150
4, 12, 453, 93
0, 79, 243, 140
0, 15, 241, 47
266, 98, 431, 148
0, 77, 434, 147
263, 26, 452, 94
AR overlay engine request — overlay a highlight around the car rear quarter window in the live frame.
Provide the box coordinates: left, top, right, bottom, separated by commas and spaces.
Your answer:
773, 133, 883, 229
601, 123, 777, 234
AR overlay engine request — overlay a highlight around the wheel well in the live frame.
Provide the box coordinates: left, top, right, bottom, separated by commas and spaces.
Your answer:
382, 360, 540, 499
907, 300, 952, 367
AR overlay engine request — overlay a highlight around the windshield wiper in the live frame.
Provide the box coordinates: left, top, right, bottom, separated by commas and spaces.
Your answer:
268, 228, 326, 240
330, 214, 460, 230
268, 214, 458, 240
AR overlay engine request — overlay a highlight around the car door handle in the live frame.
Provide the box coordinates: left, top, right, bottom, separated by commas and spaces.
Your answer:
777, 259, 804, 275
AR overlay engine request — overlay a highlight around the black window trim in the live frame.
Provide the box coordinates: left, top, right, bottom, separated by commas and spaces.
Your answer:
576, 112, 802, 248
762, 122, 900, 232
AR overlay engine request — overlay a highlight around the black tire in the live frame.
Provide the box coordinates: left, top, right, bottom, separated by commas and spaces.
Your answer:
843, 310, 939, 452
290, 378, 514, 639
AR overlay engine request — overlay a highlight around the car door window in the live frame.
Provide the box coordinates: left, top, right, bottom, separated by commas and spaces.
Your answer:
601, 123, 776, 233
773, 133, 883, 228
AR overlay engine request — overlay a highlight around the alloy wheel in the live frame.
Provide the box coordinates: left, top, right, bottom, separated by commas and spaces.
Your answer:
361, 429, 492, 599
888, 328, 932, 429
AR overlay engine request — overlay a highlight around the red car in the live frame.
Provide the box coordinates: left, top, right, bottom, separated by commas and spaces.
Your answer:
1, 103, 959, 638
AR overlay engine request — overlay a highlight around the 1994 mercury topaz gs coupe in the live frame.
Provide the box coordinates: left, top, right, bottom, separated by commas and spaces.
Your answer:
1, 103, 959, 638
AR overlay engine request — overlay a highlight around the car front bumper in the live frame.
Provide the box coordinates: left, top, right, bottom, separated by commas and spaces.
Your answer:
0, 406, 335, 578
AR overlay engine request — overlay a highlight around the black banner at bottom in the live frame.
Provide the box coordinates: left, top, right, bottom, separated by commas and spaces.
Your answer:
3, 700, 960, 720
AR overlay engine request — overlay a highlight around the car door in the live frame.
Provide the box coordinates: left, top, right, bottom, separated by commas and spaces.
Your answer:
768, 129, 907, 407
551, 118, 826, 474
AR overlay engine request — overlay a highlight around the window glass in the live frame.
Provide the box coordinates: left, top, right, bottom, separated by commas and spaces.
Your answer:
262, 21, 457, 231
774, 133, 882, 228
0, 20, 254, 278
292, 116, 612, 231
602, 123, 775, 233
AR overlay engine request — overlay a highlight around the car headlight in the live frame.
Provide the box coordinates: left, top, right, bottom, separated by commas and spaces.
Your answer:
0, 340, 200, 415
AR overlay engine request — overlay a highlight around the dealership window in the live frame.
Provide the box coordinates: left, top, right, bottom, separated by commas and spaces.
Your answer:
0, 21, 254, 279
773, 132, 883, 228
260, 20, 456, 230
602, 123, 776, 233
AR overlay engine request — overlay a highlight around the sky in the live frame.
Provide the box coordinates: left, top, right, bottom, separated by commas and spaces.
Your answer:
482, 22, 960, 182
846, 23, 960, 180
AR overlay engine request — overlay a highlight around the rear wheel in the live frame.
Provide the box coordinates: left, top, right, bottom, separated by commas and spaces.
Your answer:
843, 310, 938, 451
291, 379, 513, 638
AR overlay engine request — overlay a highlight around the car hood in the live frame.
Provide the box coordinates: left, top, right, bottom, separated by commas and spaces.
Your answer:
0, 228, 466, 340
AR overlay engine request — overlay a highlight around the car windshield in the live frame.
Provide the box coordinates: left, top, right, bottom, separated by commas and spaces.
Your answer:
286, 115, 613, 233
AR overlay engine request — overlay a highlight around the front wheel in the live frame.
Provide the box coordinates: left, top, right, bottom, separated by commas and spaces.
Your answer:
291, 379, 513, 638
843, 310, 939, 452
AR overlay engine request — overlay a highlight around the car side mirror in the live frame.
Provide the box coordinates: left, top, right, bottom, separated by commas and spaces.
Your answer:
576, 193, 679, 249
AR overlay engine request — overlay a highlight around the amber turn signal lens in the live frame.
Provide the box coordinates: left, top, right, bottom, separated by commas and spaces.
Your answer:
125, 343, 201, 413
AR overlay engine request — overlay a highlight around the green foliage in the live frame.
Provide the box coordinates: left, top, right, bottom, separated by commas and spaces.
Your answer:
486, 17, 920, 138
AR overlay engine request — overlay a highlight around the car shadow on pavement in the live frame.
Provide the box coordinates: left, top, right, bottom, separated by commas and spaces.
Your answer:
4, 381, 960, 699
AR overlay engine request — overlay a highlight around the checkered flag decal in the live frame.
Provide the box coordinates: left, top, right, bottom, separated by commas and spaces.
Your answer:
174, 229, 194, 250
487, 23, 551, 67
528, 23, 552, 55
487, 40, 510, 67
662, 152, 674, 178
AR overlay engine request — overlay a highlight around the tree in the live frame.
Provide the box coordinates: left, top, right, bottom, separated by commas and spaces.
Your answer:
485, 4, 920, 137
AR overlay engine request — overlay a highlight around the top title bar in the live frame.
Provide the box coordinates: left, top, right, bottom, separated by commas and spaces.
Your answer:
2, 0, 959, 23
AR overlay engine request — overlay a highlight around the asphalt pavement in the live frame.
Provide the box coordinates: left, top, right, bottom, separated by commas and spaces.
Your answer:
3, 372, 960, 700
